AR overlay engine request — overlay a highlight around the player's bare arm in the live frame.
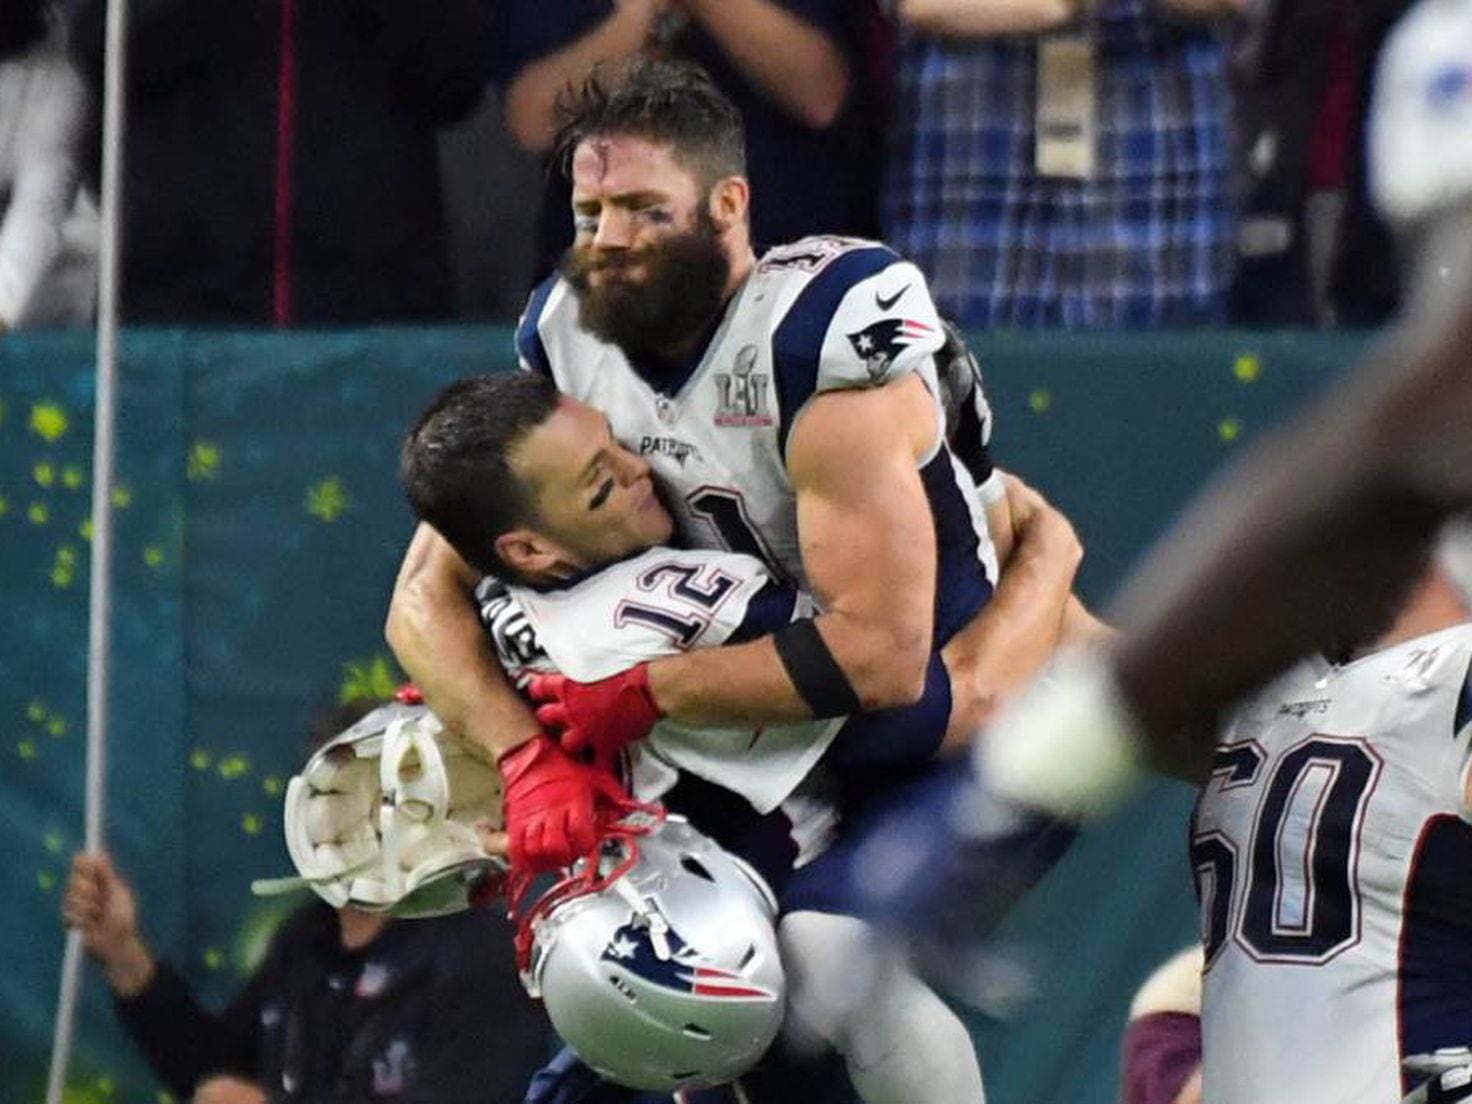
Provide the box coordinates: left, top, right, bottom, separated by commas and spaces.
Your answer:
644, 372, 940, 725
680, 0, 852, 129
386, 523, 539, 761
939, 473, 1084, 746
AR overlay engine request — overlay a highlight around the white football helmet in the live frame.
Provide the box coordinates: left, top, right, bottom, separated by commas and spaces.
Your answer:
253, 701, 507, 917
520, 813, 786, 1093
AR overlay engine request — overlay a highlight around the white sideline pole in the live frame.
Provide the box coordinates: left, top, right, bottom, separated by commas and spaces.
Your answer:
46, 0, 128, 1096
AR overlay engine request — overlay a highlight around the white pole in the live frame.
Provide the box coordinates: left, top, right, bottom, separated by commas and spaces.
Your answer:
46, 0, 128, 1095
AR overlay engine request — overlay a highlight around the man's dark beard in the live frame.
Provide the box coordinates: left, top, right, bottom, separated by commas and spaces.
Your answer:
561, 213, 732, 367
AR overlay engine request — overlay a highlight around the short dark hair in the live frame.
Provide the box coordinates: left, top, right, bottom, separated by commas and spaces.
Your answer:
553, 58, 746, 191
400, 372, 562, 581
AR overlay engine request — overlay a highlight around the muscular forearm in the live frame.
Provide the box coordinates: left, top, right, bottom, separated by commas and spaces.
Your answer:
504, 6, 653, 153
386, 531, 539, 760
940, 530, 1078, 744
682, 0, 850, 128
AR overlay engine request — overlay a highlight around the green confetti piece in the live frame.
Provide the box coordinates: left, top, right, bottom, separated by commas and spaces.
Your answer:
203, 947, 225, 970
306, 476, 350, 522
38, 870, 56, 891
1233, 353, 1261, 383
28, 502, 49, 525
0, 494, 8, 518
341, 655, 401, 703
26, 700, 46, 722
44, 830, 64, 853
110, 484, 132, 509
1028, 389, 1052, 414
242, 813, 263, 836
34, 460, 55, 487
189, 748, 213, 771
79, 517, 93, 540
217, 753, 250, 780
143, 545, 165, 569
62, 464, 85, 489
30, 402, 69, 442
18, 739, 37, 760
187, 440, 222, 481
263, 774, 284, 796
1219, 417, 1243, 443
46, 716, 67, 737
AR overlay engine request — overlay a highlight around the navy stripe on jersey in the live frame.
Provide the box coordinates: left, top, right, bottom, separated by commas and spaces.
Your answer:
516, 274, 559, 377
1398, 814, 1472, 1084
922, 449, 993, 648
825, 652, 952, 771
1456, 657, 1472, 734
725, 580, 800, 644
772, 245, 899, 456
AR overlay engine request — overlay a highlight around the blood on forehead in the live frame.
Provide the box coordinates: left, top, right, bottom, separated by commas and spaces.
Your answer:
570, 134, 692, 197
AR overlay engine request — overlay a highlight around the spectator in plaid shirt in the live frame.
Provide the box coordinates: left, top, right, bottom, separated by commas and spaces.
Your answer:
883, 0, 1242, 329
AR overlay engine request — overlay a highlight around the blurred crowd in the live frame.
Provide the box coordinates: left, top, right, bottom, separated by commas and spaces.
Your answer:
0, 0, 1413, 333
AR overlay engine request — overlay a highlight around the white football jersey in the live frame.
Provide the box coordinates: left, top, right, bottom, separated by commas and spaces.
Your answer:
517, 235, 998, 646
1193, 624, 1472, 1104
480, 547, 843, 818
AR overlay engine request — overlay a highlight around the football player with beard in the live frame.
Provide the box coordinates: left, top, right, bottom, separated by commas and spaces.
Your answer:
386, 58, 1096, 884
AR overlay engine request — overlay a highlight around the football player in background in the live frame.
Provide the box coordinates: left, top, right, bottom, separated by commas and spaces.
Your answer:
1192, 546, 1472, 1102
399, 370, 1084, 1104
386, 59, 1096, 885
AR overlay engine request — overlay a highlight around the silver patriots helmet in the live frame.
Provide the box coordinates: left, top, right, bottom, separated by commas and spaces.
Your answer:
520, 814, 785, 1092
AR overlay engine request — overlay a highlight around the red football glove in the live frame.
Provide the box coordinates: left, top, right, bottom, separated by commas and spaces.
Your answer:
527, 663, 664, 767
498, 733, 629, 874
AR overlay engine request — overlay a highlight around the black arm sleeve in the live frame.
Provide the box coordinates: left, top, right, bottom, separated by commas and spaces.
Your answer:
113, 961, 267, 1100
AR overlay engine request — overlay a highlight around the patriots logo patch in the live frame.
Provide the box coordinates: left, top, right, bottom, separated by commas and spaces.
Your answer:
847, 318, 935, 380
602, 912, 776, 1000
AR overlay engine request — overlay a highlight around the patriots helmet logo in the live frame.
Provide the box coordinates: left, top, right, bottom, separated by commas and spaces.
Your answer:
602, 913, 776, 1000
847, 318, 936, 380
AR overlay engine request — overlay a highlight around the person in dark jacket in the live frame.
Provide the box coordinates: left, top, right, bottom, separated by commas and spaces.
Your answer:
64, 0, 514, 325
61, 699, 548, 1104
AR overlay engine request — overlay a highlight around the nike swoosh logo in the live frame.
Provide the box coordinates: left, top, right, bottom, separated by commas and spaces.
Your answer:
875, 284, 910, 311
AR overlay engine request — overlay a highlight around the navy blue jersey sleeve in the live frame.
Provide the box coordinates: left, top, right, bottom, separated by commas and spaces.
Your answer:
516, 273, 561, 376
1458, 656, 1472, 734
824, 653, 952, 770
724, 580, 801, 644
